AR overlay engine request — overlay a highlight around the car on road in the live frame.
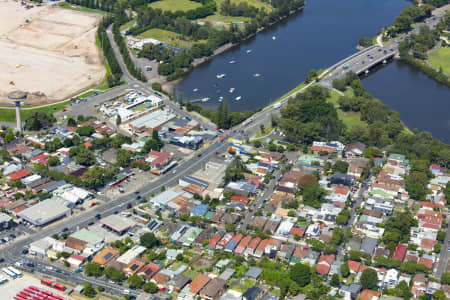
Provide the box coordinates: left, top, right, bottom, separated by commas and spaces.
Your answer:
197, 153, 202, 157
88, 222, 94, 226
95, 214, 101, 219
134, 191, 140, 194
75, 269, 83, 273
113, 211, 119, 215
22, 249, 28, 255
127, 203, 133, 209
172, 170, 177, 174
62, 227, 69, 232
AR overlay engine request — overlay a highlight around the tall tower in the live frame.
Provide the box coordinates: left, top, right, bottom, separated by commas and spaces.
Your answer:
8, 91, 27, 134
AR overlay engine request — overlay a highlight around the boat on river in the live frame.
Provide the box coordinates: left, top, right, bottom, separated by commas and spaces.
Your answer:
216, 73, 226, 79
253, 73, 261, 77
235, 96, 242, 101
229, 88, 235, 93
218, 96, 224, 102
229, 60, 236, 64
246, 49, 252, 54
272, 36, 276, 40
201, 97, 210, 102
193, 88, 198, 92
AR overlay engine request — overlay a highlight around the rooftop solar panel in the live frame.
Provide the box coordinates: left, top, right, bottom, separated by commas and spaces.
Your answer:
103, 252, 113, 260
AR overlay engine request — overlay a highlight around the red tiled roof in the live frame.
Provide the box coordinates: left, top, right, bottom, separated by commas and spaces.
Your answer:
420, 201, 443, 210
418, 257, 433, 269
247, 237, 261, 250
392, 244, 407, 261
231, 195, 249, 205
360, 289, 380, 300
290, 226, 305, 237
358, 265, 370, 273
420, 238, 437, 251
348, 260, 360, 272
316, 254, 335, 274
311, 146, 334, 153
190, 274, 211, 294
208, 234, 222, 248
334, 187, 349, 195
316, 264, 331, 275
8, 169, 30, 180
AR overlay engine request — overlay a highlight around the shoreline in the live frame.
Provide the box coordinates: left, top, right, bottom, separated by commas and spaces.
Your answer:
163, 6, 306, 92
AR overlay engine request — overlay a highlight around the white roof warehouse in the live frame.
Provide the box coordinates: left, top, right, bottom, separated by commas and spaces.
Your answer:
18, 198, 71, 226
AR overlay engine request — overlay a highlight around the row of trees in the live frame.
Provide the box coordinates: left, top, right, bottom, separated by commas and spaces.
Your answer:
389, 4, 434, 35
24, 112, 56, 131
220, 0, 263, 18
112, 22, 147, 82
185, 99, 254, 129
97, 18, 123, 87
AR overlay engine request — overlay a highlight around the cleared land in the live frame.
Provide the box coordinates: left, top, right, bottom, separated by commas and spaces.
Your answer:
0, 1, 105, 105
428, 47, 450, 74
149, 0, 202, 11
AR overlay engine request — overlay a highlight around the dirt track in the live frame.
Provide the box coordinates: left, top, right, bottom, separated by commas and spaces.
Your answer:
0, 0, 105, 105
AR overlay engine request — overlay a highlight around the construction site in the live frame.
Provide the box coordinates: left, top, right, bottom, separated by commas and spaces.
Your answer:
0, 0, 105, 105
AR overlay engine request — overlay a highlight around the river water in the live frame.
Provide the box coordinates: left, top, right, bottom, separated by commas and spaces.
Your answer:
362, 62, 450, 143
177, 0, 450, 142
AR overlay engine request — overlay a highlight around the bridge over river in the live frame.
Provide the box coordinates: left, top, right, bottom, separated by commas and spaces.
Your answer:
319, 11, 444, 89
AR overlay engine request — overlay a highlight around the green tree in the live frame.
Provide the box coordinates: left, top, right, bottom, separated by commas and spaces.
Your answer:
116, 149, 133, 168
289, 263, 311, 287
360, 268, 378, 290
433, 290, 446, 300
142, 282, 159, 293
83, 282, 97, 298
340, 262, 350, 278
302, 182, 326, 208
67, 117, 77, 127
116, 114, 122, 127
332, 160, 349, 174
104, 267, 126, 283
48, 156, 60, 167
84, 262, 103, 277
298, 173, 317, 189
76, 125, 95, 136
127, 274, 143, 289
330, 273, 340, 287
441, 272, 450, 285
140, 232, 160, 249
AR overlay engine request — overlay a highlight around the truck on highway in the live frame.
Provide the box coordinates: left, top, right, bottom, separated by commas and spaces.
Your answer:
273, 102, 282, 109
343, 64, 349, 70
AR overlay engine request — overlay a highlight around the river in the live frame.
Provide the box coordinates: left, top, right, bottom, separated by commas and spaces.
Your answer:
176, 0, 450, 142
362, 62, 450, 143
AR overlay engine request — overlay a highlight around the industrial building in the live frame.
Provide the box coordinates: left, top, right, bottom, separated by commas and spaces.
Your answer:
18, 198, 71, 226
129, 110, 176, 134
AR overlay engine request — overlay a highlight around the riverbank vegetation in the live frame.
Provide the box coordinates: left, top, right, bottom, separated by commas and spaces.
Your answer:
397, 12, 450, 86
185, 99, 254, 129
279, 72, 450, 169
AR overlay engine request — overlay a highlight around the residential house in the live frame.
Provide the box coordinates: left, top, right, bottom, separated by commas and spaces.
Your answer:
316, 254, 335, 275
200, 278, 227, 300
344, 142, 366, 158
243, 287, 264, 300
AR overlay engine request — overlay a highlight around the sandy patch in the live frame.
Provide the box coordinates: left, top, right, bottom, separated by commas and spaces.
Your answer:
0, 1, 105, 105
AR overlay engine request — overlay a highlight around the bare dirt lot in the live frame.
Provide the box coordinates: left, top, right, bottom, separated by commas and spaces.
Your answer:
0, 1, 105, 105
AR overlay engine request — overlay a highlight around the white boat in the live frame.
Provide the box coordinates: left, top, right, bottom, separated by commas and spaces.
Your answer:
218, 96, 224, 102
235, 96, 242, 101
229, 88, 235, 93
193, 88, 198, 92
216, 73, 226, 79
253, 73, 261, 77
201, 97, 210, 102
246, 50, 252, 54
229, 60, 236, 64
272, 36, 276, 40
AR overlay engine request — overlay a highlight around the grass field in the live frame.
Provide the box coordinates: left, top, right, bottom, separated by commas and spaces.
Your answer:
139, 28, 193, 48
428, 47, 450, 74
216, 0, 271, 10
0, 101, 70, 123
120, 19, 136, 32
149, 0, 202, 11
199, 14, 251, 23
327, 89, 365, 129
58, 2, 110, 15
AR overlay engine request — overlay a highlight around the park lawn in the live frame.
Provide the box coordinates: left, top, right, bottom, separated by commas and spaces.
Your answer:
149, 0, 202, 11
139, 28, 193, 49
199, 14, 251, 23
255, 124, 272, 138
58, 2, 109, 15
428, 47, 450, 74
0, 101, 70, 123
120, 19, 136, 32
216, 0, 271, 11
326, 89, 365, 129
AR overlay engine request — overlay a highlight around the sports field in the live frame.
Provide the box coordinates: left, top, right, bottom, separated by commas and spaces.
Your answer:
149, 0, 202, 11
